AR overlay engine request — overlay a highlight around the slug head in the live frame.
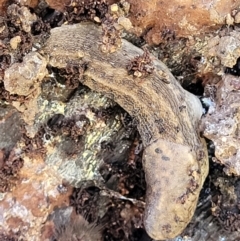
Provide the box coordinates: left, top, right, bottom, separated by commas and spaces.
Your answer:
143, 138, 208, 240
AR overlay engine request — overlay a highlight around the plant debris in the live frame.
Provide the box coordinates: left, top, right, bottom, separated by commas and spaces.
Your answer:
63, 0, 108, 24
127, 48, 154, 78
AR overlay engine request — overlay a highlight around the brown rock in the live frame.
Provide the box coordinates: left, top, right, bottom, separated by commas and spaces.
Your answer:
0, 0, 8, 15
45, 0, 116, 12
17, 0, 39, 9
127, 0, 240, 44
201, 74, 240, 175
0, 149, 5, 170
11, 87, 41, 129
45, 0, 71, 12
4, 52, 47, 96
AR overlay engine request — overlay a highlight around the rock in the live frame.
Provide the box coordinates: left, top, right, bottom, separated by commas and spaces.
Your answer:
44, 89, 134, 187
4, 52, 47, 96
226, 13, 234, 25
201, 74, 240, 175
0, 106, 23, 153
7, 4, 37, 32
9, 35, 21, 50
3, 52, 48, 130
45, 0, 115, 12
118, 16, 133, 31
0, 87, 135, 240
12, 89, 43, 131
110, 3, 119, 12
207, 31, 240, 68
0, 0, 8, 15
127, 0, 240, 44
17, 0, 39, 9
0, 149, 73, 240
234, 11, 240, 23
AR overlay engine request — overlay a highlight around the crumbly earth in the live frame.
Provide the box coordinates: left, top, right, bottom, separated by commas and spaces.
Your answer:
0, 1, 240, 241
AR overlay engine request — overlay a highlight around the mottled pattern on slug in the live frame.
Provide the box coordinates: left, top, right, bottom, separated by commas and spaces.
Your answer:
41, 22, 209, 240
143, 138, 208, 239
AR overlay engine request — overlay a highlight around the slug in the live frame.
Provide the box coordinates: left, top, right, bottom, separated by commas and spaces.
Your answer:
41, 22, 209, 240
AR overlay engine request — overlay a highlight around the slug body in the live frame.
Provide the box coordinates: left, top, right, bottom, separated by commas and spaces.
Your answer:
42, 23, 208, 240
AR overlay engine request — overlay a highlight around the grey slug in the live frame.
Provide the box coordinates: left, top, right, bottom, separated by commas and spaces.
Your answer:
41, 22, 209, 240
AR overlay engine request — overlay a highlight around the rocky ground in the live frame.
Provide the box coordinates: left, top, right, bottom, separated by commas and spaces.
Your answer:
0, 0, 240, 241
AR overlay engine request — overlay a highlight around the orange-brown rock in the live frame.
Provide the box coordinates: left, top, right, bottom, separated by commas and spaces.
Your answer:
0, 0, 8, 15
127, 0, 240, 44
1, 0, 117, 14
18, 0, 39, 8
45, 0, 116, 12
0, 151, 73, 240
45, 0, 70, 12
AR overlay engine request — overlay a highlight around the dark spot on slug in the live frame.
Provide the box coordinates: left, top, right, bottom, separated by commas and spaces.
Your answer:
179, 105, 186, 112
159, 127, 165, 133
164, 177, 169, 184
155, 148, 162, 154
197, 149, 205, 161
162, 224, 172, 233
162, 156, 170, 161
174, 215, 181, 223
175, 126, 180, 132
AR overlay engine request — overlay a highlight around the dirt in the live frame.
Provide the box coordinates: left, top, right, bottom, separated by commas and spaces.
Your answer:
1, 0, 240, 241
0, 149, 23, 192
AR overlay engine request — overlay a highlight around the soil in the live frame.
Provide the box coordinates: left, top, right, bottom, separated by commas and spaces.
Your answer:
1, 0, 240, 241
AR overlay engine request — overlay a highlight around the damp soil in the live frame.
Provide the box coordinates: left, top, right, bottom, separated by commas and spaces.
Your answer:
1, 1, 240, 241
